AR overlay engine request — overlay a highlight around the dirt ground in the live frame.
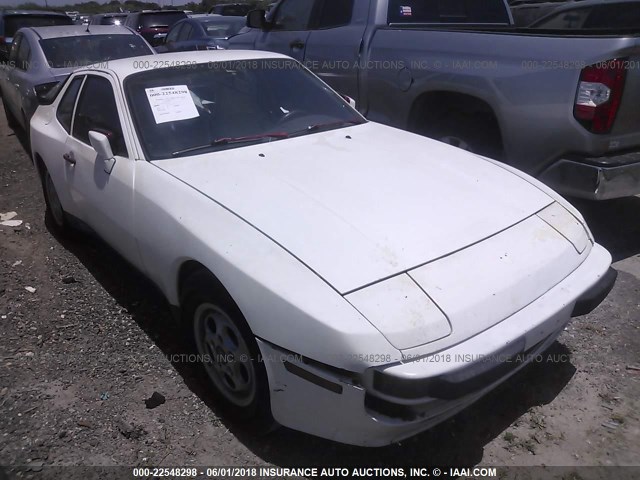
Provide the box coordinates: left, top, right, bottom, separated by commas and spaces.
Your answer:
0, 110, 639, 480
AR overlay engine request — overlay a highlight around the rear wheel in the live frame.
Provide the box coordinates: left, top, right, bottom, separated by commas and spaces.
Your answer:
22, 111, 31, 149
2, 95, 18, 130
40, 164, 69, 234
421, 111, 504, 160
181, 270, 274, 430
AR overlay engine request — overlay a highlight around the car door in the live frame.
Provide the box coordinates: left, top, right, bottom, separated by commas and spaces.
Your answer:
303, 0, 365, 105
254, 0, 318, 61
7, 33, 33, 128
48, 75, 85, 219
63, 74, 141, 267
3, 34, 22, 120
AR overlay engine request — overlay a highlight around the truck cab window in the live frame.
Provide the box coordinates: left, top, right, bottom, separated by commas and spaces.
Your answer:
316, 0, 355, 29
273, 0, 316, 31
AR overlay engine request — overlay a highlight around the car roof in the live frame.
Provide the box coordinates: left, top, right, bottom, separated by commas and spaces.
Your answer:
1, 10, 70, 17
93, 13, 128, 17
193, 15, 245, 23
77, 50, 289, 78
26, 25, 135, 39
135, 10, 185, 14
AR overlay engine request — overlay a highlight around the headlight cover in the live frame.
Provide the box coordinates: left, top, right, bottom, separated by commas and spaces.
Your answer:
537, 202, 590, 254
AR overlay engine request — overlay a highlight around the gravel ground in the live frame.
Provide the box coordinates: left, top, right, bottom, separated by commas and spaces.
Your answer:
0, 112, 639, 479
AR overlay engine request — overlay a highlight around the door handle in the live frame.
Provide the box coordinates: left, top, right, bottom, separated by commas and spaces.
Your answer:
289, 40, 305, 49
63, 152, 76, 165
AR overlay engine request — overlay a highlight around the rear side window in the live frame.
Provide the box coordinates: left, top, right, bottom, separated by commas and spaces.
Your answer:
316, 0, 355, 29
178, 23, 194, 41
140, 12, 187, 28
56, 77, 84, 133
73, 76, 128, 157
4, 15, 73, 37
166, 23, 183, 43
387, 0, 510, 24
534, 4, 640, 30
16, 37, 31, 71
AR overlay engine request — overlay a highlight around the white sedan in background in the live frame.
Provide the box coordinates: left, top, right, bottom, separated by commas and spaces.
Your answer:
29, 51, 616, 447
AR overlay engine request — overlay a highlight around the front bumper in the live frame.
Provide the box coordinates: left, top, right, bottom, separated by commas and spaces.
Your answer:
539, 152, 640, 200
257, 244, 613, 447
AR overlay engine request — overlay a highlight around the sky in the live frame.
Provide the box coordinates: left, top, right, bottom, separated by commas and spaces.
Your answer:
0, 0, 191, 6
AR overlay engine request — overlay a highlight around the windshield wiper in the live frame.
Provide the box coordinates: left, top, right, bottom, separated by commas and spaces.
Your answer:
171, 132, 289, 157
290, 119, 365, 137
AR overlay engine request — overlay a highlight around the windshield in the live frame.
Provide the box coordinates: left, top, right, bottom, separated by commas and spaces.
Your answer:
125, 59, 365, 160
202, 17, 245, 37
40, 35, 153, 68
5, 15, 73, 36
140, 12, 187, 28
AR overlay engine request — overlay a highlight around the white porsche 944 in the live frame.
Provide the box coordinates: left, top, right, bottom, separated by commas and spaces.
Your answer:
30, 51, 616, 446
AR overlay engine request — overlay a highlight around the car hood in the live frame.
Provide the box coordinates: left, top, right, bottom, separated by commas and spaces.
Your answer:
155, 122, 553, 294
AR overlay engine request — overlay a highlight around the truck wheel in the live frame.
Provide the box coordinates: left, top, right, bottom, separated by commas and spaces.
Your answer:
2, 96, 18, 130
181, 270, 274, 432
422, 112, 503, 160
40, 164, 69, 235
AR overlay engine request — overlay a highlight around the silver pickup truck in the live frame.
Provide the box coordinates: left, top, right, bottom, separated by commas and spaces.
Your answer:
229, 0, 640, 200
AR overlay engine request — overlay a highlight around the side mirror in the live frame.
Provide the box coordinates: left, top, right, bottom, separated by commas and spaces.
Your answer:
246, 9, 267, 29
341, 94, 357, 109
88, 130, 116, 174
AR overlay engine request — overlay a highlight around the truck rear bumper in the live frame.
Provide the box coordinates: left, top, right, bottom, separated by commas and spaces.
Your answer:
539, 153, 640, 200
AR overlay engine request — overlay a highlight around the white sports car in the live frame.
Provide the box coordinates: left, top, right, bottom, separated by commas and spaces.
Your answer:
30, 51, 616, 447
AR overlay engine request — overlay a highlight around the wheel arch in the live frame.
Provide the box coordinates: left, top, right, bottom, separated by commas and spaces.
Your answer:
176, 259, 235, 309
408, 91, 502, 134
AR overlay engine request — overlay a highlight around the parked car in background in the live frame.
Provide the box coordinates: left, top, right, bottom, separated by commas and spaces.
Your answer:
528, 0, 640, 29
90, 13, 129, 26
231, 0, 640, 200
0, 25, 154, 138
30, 50, 615, 447
159, 15, 245, 52
124, 10, 188, 47
65, 11, 80, 22
76, 15, 91, 26
209, 3, 253, 16
0, 10, 73, 61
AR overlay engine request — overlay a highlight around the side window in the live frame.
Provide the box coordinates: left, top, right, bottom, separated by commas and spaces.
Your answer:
16, 36, 31, 70
535, 8, 591, 29
56, 76, 84, 133
166, 23, 183, 43
73, 76, 128, 157
316, 0, 354, 29
178, 23, 193, 41
273, 0, 316, 31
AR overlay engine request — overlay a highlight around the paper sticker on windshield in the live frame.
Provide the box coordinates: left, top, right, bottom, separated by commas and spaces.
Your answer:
145, 85, 199, 124
400, 6, 412, 16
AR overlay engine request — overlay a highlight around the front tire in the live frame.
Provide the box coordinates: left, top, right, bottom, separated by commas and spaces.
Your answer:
181, 271, 274, 429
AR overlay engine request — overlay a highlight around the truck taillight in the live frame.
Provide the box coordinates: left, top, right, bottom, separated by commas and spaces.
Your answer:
574, 59, 627, 134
